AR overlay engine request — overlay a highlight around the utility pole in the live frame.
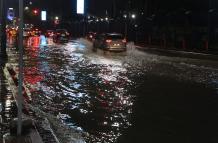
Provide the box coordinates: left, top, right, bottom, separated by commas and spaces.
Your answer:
17, 0, 24, 136
0, 0, 7, 59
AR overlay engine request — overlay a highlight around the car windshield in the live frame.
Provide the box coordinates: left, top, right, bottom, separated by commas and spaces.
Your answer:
56, 29, 67, 33
107, 34, 124, 40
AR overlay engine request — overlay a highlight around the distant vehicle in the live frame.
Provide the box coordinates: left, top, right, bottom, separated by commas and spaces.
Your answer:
45, 30, 55, 38
53, 29, 70, 43
93, 33, 127, 52
7, 26, 18, 37
23, 28, 31, 37
30, 28, 41, 36
87, 32, 97, 41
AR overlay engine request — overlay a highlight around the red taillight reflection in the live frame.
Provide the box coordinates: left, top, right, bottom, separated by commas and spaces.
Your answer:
106, 39, 112, 43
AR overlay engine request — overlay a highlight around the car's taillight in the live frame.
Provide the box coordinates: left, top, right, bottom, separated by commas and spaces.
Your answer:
106, 39, 112, 43
122, 39, 127, 43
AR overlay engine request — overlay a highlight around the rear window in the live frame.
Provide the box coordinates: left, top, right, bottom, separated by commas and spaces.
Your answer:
56, 29, 67, 33
107, 34, 124, 40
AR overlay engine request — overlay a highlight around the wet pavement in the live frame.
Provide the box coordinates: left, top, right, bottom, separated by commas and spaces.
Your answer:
0, 61, 17, 137
5, 37, 218, 143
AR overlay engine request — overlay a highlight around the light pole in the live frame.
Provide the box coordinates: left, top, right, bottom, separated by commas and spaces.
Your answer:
123, 14, 128, 38
105, 17, 109, 32
0, 0, 7, 59
17, 0, 24, 136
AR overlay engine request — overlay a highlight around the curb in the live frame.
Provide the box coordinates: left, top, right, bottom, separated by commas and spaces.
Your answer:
3, 64, 32, 107
3, 63, 61, 143
136, 46, 218, 61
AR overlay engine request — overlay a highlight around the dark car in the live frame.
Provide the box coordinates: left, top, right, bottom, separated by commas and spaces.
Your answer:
93, 33, 127, 52
53, 29, 70, 43
45, 30, 55, 38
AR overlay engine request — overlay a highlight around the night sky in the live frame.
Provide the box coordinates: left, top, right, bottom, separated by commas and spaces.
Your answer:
5, 0, 214, 17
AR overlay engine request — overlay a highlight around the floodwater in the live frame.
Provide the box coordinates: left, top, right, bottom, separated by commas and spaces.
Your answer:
20, 38, 218, 142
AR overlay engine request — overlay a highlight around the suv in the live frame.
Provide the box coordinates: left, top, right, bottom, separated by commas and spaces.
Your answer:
53, 29, 70, 43
93, 33, 127, 52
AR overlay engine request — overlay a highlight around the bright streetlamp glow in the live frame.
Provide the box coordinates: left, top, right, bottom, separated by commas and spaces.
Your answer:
24, 6, 29, 11
131, 14, 136, 19
55, 16, 59, 20
123, 14, 127, 18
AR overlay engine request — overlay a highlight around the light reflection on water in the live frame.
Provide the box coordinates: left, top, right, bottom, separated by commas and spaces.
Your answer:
24, 40, 133, 142
23, 39, 218, 143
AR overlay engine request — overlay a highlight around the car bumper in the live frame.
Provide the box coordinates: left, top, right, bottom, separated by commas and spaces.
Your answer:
106, 46, 127, 52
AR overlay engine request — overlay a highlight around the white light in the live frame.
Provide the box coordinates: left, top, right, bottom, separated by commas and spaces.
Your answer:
105, 17, 109, 21
101, 18, 104, 21
77, 0, 84, 14
55, 16, 59, 20
123, 14, 127, 18
131, 14, 136, 19
7, 8, 15, 21
96, 19, 99, 22
24, 7, 29, 11
41, 11, 47, 21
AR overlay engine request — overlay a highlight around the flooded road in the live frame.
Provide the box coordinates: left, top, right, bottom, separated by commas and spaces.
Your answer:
22, 38, 218, 143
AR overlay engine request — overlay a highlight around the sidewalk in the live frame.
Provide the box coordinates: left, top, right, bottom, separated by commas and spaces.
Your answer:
135, 45, 218, 61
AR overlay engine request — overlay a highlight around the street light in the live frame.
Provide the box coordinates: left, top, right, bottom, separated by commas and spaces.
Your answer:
24, 6, 29, 11
131, 14, 136, 19
55, 16, 59, 20
123, 14, 127, 19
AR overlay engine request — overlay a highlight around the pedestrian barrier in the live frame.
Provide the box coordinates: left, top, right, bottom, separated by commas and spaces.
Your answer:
3, 64, 32, 114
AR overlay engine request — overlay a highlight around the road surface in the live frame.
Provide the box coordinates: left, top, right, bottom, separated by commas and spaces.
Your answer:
8, 38, 218, 143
